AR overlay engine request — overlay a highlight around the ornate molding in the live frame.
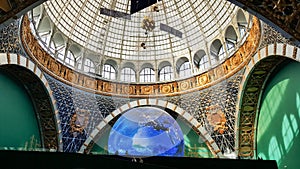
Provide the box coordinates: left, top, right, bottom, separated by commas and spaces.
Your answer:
0, 53, 62, 151
70, 108, 90, 135
21, 15, 261, 98
236, 43, 300, 158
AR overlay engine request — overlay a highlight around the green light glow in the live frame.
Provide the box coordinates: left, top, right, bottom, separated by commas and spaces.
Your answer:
257, 79, 289, 141
257, 61, 300, 169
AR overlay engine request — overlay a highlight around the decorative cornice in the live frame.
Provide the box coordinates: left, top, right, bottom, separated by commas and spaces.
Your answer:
21, 15, 261, 98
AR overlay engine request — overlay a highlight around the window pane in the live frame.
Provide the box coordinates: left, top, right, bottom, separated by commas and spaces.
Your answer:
140, 68, 155, 82
121, 67, 136, 82
102, 64, 116, 80
179, 62, 190, 78
159, 66, 173, 81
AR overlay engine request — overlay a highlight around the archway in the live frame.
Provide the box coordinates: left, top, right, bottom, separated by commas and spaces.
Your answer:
0, 53, 62, 151
236, 44, 300, 158
80, 99, 222, 157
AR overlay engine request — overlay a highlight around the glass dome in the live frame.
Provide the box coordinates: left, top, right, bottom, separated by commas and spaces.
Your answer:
28, 0, 251, 83
43, 0, 237, 61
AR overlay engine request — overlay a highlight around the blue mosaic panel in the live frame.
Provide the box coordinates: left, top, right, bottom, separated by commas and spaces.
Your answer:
0, 19, 25, 55
45, 75, 132, 152
166, 71, 243, 153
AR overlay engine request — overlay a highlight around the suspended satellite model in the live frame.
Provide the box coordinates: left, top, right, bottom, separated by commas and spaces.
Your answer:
160, 23, 183, 38
100, 0, 182, 38
100, 8, 131, 20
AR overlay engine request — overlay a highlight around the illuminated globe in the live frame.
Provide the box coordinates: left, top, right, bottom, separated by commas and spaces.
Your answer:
108, 107, 184, 157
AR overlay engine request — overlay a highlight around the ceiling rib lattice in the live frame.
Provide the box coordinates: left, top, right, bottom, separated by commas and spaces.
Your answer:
44, 0, 237, 61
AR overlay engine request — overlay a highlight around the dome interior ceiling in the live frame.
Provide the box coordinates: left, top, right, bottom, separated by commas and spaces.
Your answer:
44, 0, 237, 61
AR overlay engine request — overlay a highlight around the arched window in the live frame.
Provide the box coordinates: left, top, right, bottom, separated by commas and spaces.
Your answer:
50, 33, 66, 60
237, 10, 247, 37
65, 51, 75, 67
225, 26, 238, 52
121, 67, 136, 82
102, 64, 116, 80
179, 62, 191, 78
159, 66, 173, 81
37, 17, 51, 46
176, 57, 191, 78
194, 50, 209, 71
57, 47, 65, 61
84, 59, 95, 73
140, 68, 155, 82
31, 6, 42, 24
210, 39, 225, 64
199, 55, 209, 71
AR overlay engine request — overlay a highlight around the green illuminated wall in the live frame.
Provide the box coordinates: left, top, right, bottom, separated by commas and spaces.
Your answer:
257, 61, 300, 169
177, 119, 214, 158
91, 117, 213, 158
0, 71, 41, 150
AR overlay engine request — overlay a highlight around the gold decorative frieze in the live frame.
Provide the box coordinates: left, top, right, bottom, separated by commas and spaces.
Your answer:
140, 86, 154, 95
21, 15, 261, 97
160, 84, 173, 94
178, 80, 191, 91
49, 60, 61, 75
196, 73, 209, 86
121, 85, 135, 95
83, 77, 97, 90
66, 69, 79, 83
97, 81, 103, 92
103, 82, 116, 93
230, 54, 243, 69
214, 65, 226, 80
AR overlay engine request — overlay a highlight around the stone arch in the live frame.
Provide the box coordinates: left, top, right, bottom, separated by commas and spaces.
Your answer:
194, 49, 208, 70
79, 99, 223, 157
0, 53, 62, 151
210, 39, 225, 63
236, 43, 300, 158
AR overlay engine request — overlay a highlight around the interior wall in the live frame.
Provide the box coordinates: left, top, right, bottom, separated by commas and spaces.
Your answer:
257, 61, 300, 169
0, 70, 41, 150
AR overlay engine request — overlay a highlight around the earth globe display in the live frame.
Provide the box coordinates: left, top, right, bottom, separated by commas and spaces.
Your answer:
108, 107, 184, 157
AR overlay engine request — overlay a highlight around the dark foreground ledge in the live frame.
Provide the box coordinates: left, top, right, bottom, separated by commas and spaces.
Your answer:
0, 150, 278, 169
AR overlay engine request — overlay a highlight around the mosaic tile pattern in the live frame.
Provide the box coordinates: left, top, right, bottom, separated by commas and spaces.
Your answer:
46, 70, 243, 153
0, 19, 24, 55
